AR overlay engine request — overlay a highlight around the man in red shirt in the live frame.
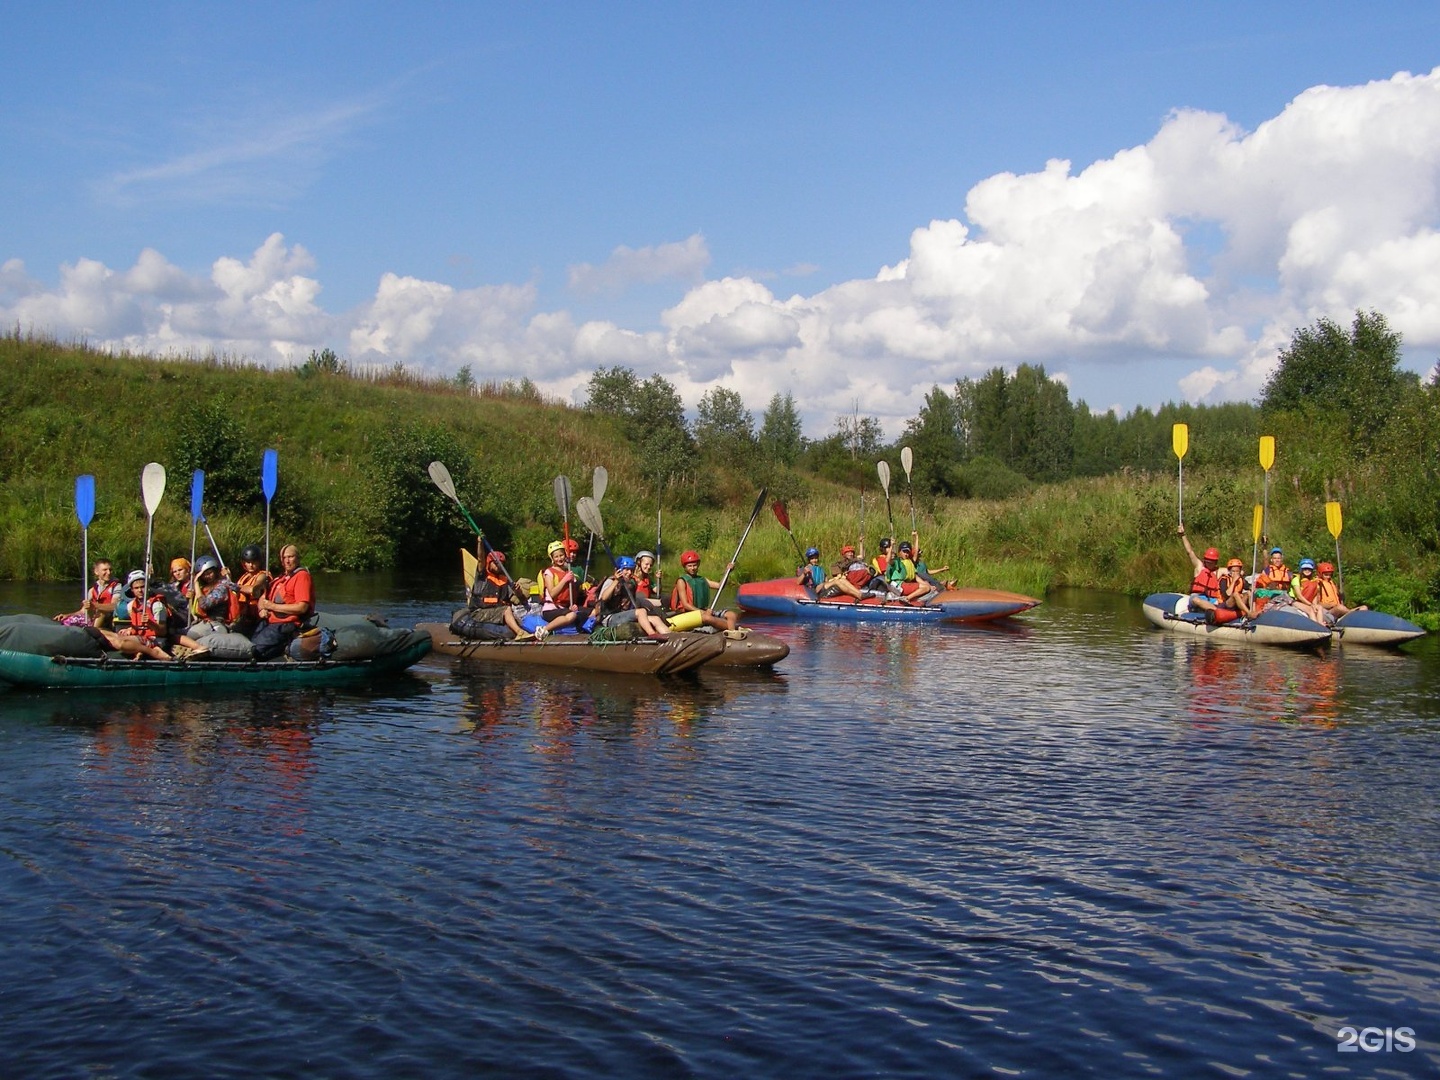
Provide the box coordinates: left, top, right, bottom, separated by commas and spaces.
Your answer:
252, 544, 315, 659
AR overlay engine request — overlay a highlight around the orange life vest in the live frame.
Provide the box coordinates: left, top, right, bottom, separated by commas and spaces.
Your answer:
1190, 567, 1221, 600
1315, 578, 1340, 605
541, 566, 581, 608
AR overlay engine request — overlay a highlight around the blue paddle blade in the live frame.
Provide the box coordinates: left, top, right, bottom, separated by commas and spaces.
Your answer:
190, 469, 206, 521
75, 475, 96, 529
262, 449, 278, 501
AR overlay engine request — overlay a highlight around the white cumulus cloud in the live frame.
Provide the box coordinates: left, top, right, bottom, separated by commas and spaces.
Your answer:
7, 68, 1440, 437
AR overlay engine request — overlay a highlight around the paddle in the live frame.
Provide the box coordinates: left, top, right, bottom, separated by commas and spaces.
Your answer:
1251, 503, 1263, 578
771, 500, 806, 561
140, 462, 166, 605
428, 460, 519, 589
710, 487, 767, 613
461, 548, 480, 603
553, 474, 572, 543
1172, 423, 1188, 525
262, 448, 278, 568
877, 460, 893, 536
189, 469, 205, 575
1259, 435, 1275, 551
654, 479, 664, 603
1326, 500, 1345, 595
900, 445, 917, 535
582, 465, 608, 585
75, 474, 95, 606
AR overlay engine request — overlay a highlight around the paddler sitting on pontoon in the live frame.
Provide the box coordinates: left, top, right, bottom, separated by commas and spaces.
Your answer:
670, 549, 739, 631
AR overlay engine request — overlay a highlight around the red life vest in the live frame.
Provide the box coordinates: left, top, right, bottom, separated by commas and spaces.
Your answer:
90, 580, 119, 606
1190, 567, 1221, 600
541, 566, 581, 608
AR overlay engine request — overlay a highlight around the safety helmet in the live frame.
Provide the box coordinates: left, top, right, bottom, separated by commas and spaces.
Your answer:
680, 550, 700, 565
563, 538, 580, 555
194, 555, 221, 578
805, 547, 820, 559
240, 544, 264, 563
615, 555, 636, 571
1202, 548, 1220, 562
487, 550, 506, 564
1318, 561, 1335, 573
170, 557, 191, 572
547, 540, 567, 557
636, 550, 655, 562
1270, 547, 1283, 556
840, 545, 856, 557
1226, 558, 1244, 569
898, 542, 912, 554
1299, 558, 1316, 571
879, 537, 893, 550
126, 570, 146, 589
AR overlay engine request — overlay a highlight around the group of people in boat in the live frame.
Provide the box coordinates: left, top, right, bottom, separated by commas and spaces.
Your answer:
796, 530, 956, 606
1178, 525, 1364, 626
54, 543, 315, 661
450, 539, 740, 643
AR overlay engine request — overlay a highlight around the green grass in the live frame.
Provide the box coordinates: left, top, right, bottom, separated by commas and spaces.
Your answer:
3, 333, 1437, 623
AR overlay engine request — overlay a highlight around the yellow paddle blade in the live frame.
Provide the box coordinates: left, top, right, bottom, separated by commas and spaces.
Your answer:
462, 547, 479, 586
1172, 423, 1188, 460
1252, 504, 1263, 543
1259, 435, 1275, 472
1325, 501, 1343, 539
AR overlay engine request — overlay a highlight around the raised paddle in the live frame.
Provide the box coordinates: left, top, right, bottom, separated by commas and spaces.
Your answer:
189, 469, 205, 575
900, 445, 917, 535
140, 462, 166, 605
711, 487, 767, 613
1172, 423, 1188, 525
1326, 500, 1345, 594
1259, 435, 1275, 551
553, 474, 572, 543
771, 500, 806, 561
1251, 503, 1263, 578
428, 460, 521, 592
877, 460, 893, 535
581, 465, 608, 586
75, 474, 95, 606
262, 448, 278, 568
654, 480, 665, 603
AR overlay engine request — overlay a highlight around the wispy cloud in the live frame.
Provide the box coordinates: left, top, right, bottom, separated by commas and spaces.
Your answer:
97, 92, 386, 206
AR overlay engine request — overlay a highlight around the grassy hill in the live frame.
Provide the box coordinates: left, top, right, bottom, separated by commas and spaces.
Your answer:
4, 333, 1436, 627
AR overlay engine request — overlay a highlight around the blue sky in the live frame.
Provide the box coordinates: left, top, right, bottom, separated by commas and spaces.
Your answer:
4, 2, 1440, 437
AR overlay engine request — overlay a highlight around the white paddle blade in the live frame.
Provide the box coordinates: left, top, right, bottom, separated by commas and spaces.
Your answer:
900, 446, 913, 479
876, 460, 891, 494
575, 495, 604, 538
141, 462, 167, 515
427, 460, 457, 500
592, 465, 608, 504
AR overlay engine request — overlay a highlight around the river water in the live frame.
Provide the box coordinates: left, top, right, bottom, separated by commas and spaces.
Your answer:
1, 579, 1437, 1078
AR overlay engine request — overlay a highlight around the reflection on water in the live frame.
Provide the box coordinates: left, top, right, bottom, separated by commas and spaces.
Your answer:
1, 580, 1438, 1078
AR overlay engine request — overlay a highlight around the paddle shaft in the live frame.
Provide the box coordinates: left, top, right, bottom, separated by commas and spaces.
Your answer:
711, 488, 766, 612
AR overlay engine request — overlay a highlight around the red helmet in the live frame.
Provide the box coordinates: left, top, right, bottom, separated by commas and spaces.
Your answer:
1317, 561, 1335, 573
840, 545, 856, 556
679, 550, 700, 566
563, 538, 580, 556
1202, 548, 1219, 562
487, 550, 505, 564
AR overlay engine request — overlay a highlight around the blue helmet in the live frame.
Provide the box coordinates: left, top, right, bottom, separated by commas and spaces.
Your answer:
805, 547, 820, 559
615, 556, 636, 571
1299, 558, 1316, 571
1270, 546, 1283, 555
